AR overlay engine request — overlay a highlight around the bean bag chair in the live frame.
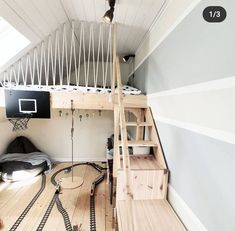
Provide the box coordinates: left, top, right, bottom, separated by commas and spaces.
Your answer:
0, 136, 52, 182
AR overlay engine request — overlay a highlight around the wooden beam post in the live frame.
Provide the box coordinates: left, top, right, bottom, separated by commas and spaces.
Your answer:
111, 23, 117, 104
116, 56, 134, 231
113, 104, 121, 177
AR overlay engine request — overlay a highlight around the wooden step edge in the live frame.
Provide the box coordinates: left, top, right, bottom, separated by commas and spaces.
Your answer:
119, 140, 158, 147
125, 122, 152, 127
117, 166, 167, 171
118, 155, 167, 171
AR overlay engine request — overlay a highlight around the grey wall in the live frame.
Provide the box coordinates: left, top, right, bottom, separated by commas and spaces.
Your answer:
132, 0, 235, 230
132, 0, 235, 94
157, 122, 235, 231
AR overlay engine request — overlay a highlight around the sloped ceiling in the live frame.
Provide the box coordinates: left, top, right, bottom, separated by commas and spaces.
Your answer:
0, 0, 167, 71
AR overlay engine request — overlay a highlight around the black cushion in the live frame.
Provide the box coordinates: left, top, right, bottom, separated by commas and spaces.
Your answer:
6, 136, 40, 154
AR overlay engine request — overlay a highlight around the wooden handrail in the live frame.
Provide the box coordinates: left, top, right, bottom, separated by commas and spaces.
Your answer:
115, 56, 134, 231
113, 105, 121, 177
111, 23, 117, 103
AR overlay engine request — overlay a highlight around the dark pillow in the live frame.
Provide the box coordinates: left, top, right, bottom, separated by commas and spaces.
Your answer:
6, 136, 40, 154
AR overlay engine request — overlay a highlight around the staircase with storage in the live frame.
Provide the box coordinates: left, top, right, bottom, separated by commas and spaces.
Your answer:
112, 57, 186, 231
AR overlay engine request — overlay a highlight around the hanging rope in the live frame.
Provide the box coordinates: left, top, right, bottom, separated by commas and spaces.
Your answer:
0, 21, 113, 90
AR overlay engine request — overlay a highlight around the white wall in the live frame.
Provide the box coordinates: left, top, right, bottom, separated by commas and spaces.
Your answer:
0, 108, 16, 154
134, 0, 202, 73
0, 107, 114, 161
19, 109, 114, 161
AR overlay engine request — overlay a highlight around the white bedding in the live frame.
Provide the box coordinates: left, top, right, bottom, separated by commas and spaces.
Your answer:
2, 83, 142, 95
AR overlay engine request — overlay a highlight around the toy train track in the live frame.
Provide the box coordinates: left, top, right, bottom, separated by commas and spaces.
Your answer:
9, 173, 46, 231
9, 162, 105, 231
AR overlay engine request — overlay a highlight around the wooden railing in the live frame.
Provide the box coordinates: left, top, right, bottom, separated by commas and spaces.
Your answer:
113, 55, 134, 231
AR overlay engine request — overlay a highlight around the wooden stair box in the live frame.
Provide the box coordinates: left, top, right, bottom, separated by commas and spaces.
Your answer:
116, 155, 168, 200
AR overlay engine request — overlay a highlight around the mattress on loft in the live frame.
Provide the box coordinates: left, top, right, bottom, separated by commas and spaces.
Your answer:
1, 83, 142, 95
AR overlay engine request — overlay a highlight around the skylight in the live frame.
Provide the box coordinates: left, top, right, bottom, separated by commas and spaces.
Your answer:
0, 17, 30, 67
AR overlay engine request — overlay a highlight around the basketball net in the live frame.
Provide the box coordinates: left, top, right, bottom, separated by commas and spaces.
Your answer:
8, 114, 32, 132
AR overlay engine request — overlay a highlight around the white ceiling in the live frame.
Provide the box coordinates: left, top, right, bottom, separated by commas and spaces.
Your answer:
0, 0, 166, 69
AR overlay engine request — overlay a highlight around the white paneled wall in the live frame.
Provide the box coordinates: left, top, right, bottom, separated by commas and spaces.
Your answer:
0, 0, 167, 71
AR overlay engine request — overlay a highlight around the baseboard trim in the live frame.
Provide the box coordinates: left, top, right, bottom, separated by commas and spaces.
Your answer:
168, 185, 207, 231
53, 157, 106, 162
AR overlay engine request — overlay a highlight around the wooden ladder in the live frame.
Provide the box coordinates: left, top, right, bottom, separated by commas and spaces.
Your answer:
112, 57, 186, 231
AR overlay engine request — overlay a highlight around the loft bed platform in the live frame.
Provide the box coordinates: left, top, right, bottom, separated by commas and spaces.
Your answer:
0, 86, 147, 110
51, 91, 147, 110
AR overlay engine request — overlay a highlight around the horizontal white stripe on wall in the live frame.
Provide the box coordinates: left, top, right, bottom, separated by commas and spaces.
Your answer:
155, 116, 235, 145
148, 76, 235, 97
148, 77, 235, 145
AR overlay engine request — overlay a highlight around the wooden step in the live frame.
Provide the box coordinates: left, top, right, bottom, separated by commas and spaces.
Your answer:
119, 155, 165, 170
129, 155, 165, 170
126, 122, 152, 127
117, 155, 168, 200
119, 140, 157, 147
117, 199, 186, 231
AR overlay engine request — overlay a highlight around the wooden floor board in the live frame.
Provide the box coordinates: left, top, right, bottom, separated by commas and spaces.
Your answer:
105, 181, 112, 231
0, 163, 112, 231
117, 199, 186, 231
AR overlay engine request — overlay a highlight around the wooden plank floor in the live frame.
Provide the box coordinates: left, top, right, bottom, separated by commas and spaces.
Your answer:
0, 163, 112, 231
117, 199, 186, 231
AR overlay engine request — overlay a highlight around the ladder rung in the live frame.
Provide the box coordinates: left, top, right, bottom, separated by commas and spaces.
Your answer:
126, 122, 152, 127
119, 140, 157, 147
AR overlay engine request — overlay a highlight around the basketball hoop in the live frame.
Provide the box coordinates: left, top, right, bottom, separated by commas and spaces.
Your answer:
8, 113, 32, 132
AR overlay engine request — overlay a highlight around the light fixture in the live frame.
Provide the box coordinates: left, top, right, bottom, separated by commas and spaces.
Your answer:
103, 0, 116, 23
103, 8, 114, 23
123, 54, 135, 63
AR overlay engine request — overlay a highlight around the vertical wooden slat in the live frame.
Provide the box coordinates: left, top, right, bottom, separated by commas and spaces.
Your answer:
113, 104, 120, 178
111, 23, 117, 103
